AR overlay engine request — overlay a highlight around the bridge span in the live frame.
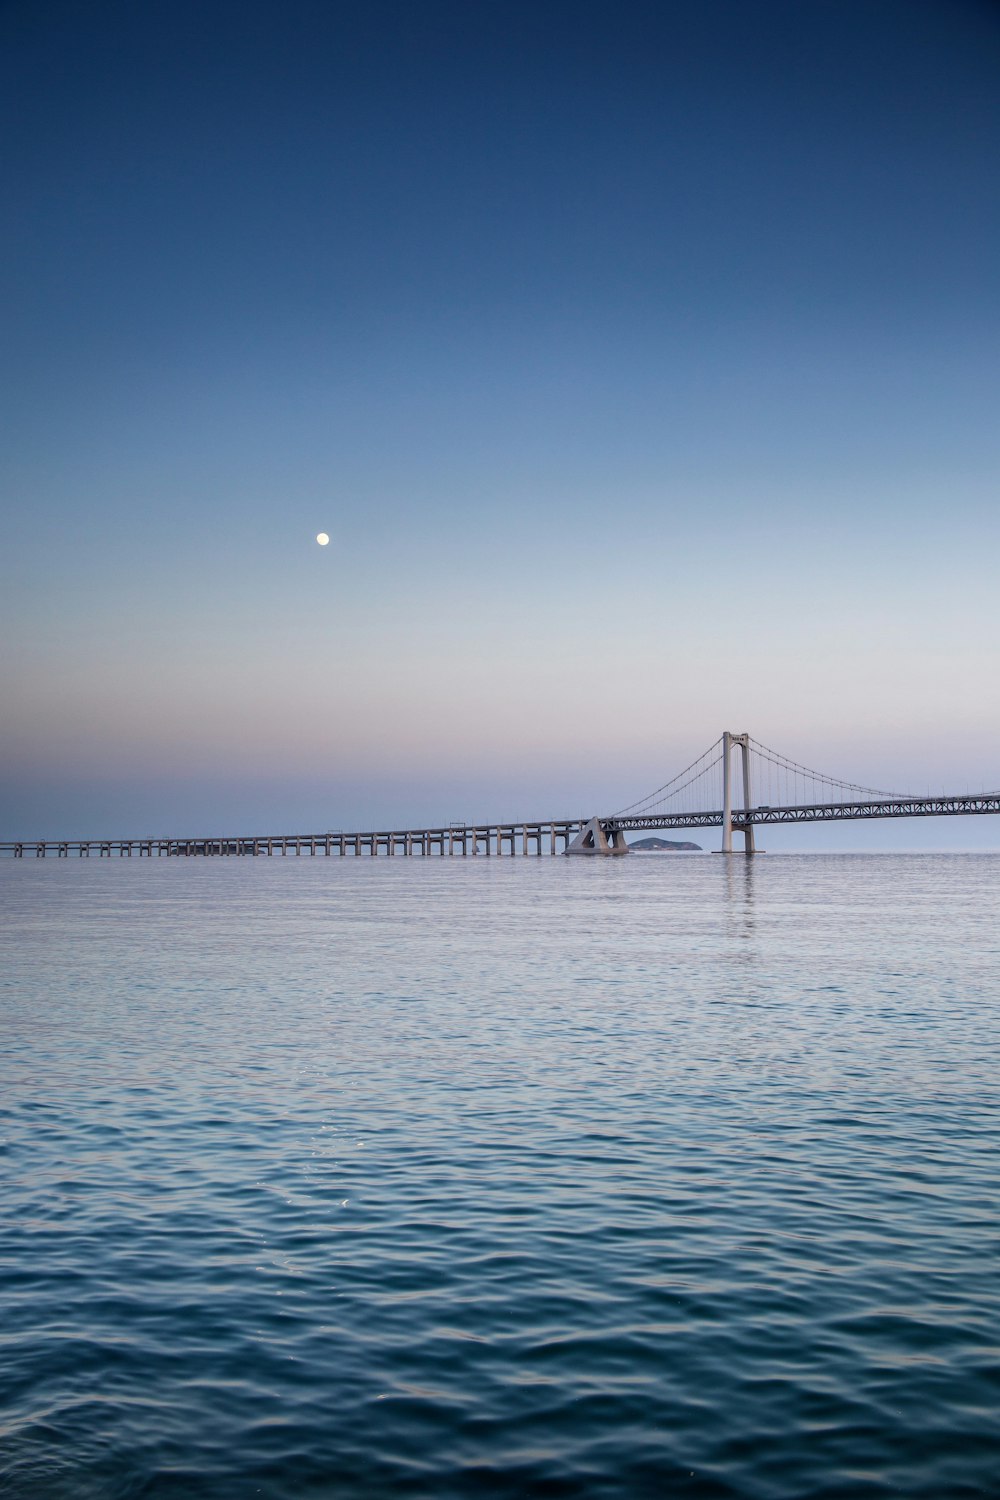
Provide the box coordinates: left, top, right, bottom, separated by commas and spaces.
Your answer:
609, 793, 1000, 835
0, 820, 588, 860
3, 733, 998, 857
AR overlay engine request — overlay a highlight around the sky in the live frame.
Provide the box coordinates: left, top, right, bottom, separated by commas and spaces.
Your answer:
2, 0, 999, 846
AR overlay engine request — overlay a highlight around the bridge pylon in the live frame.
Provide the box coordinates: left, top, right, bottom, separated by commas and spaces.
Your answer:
721, 731, 756, 855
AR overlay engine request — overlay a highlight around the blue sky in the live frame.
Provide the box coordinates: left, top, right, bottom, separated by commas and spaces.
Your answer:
2, 0, 999, 844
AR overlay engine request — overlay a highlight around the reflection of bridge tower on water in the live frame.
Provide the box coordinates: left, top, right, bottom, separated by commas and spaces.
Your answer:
721, 730, 756, 855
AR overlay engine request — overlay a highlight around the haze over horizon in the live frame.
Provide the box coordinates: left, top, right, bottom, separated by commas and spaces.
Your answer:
3, 0, 999, 848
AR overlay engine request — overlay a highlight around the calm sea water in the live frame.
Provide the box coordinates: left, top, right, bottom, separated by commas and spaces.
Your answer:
2, 853, 998, 1499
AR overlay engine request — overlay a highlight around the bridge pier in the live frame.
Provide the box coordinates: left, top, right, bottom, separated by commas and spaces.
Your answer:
565, 817, 629, 855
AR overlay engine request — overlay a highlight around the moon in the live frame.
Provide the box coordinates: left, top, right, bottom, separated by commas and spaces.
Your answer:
316, 532, 330, 546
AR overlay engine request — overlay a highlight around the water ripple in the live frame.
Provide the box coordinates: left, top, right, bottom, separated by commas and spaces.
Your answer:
2, 854, 999, 1498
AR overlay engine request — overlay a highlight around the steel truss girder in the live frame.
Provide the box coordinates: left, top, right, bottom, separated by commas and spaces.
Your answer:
607, 795, 1000, 832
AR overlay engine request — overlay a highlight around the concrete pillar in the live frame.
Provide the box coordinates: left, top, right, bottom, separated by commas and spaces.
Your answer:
721, 731, 734, 853
740, 737, 756, 855
721, 731, 756, 854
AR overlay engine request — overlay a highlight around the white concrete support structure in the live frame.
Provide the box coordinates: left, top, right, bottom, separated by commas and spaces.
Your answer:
564, 817, 630, 856
721, 730, 755, 854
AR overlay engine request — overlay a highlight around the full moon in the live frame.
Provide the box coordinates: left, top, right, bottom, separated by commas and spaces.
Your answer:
316, 532, 330, 546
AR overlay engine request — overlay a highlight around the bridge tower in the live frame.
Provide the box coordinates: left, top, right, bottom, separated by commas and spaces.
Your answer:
721, 731, 756, 855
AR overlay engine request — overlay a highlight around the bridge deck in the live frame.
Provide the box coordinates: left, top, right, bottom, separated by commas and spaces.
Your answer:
0, 820, 587, 858
608, 794, 1000, 831
2, 795, 999, 857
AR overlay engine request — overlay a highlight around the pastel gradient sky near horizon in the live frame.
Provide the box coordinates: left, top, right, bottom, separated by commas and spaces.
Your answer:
3, 0, 999, 846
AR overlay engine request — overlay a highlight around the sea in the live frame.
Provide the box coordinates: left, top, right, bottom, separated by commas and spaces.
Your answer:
2, 853, 998, 1499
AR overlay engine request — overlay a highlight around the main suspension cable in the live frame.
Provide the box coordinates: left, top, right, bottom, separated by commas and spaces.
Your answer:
614, 737, 723, 816
749, 738, 900, 799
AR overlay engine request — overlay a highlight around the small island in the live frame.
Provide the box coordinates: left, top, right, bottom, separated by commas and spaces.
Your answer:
628, 836, 702, 852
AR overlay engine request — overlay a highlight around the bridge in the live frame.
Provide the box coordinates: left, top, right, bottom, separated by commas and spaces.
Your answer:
3, 733, 998, 858
591, 731, 1000, 855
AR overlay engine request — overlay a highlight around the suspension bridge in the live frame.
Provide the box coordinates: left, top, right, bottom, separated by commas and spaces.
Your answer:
587, 731, 1000, 855
3, 731, 998, 858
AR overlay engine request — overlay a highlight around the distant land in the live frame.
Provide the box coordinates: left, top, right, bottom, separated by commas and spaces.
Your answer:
628, 837, 702, 852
